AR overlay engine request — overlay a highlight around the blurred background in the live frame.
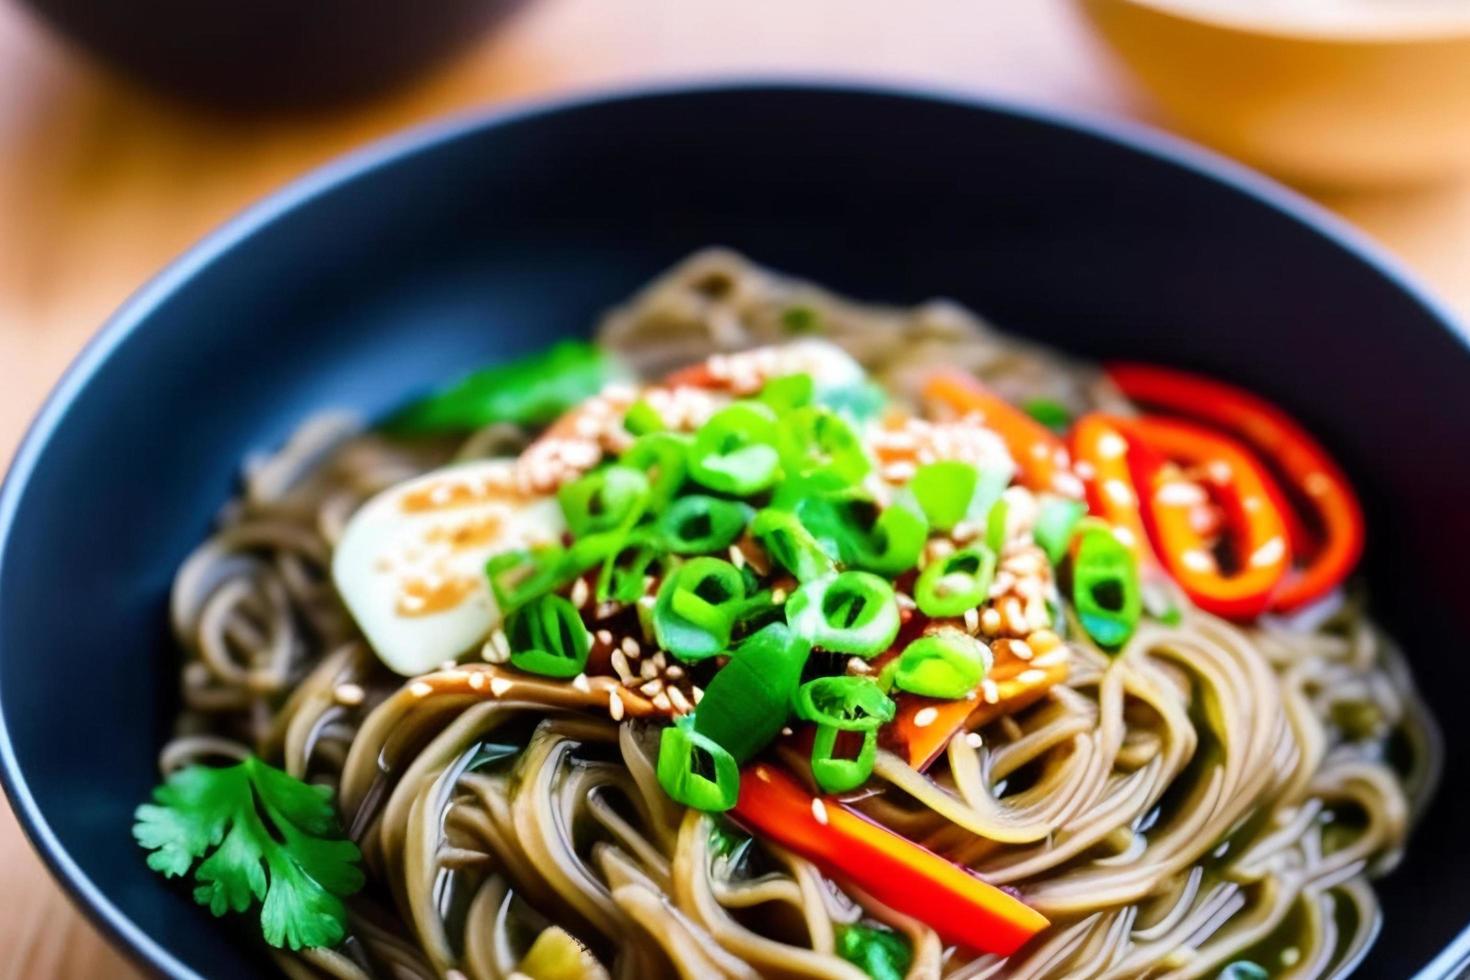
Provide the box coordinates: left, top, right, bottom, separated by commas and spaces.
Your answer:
2, 0, 1469, 975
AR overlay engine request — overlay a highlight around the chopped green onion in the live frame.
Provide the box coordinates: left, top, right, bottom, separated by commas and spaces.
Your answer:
1034, 496, 1088, 564
793, 675, 896, 730
506, 594, 591, 679
622, 432, 690, 509
837, 923, 912, 980
843, 499, 928, 576
985, 496, 1010, 554
653, 557, 747, 660
1024, 397, 1072, 432
623, 399, 665, 437
689, 402, 781, 496
385, 340, 614, 434
659, 495, 753, 555
776, 406, 870, 490
786, 572, 900, 657
781, 306, 820, 334
909, 461, 978, 532
486, 545, 574, 615
1072, 526, 1142, 651
657, 716, 739, 811
758, 373, 815, 413
818, 381, 888, 423
892, 629, 992, 699
913, 545, 995, 619
693, 623, 810, 762
595, 531, 660, 603
751, 509, 836, 582
557, 465, 650, 537
811, 725, 878, 794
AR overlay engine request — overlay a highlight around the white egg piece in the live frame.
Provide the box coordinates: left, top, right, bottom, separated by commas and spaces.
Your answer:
332, 459, 565, 676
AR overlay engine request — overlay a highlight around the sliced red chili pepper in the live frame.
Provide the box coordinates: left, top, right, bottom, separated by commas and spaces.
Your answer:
732, 763, 1049, 956
1069, 413, 1155, 568
1106, 363, 1364, 611
922, 372, 1083, 499
1120, 416, 1292, 620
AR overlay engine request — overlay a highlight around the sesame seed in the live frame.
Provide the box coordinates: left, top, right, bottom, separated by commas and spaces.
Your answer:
728, 545, 746, 568
1156, 481, 1207, 507
490, 677, 513, 697
610, 650, 634, 683
640, 658, 658, 680
1097, 432, 1128, 459
771, 588, 787, 605
692, 686, 705, 704
621, 636, 641, 657
668, 687, 692, 713
664, 664, 684, 679
964, 608, 980, 633
467, 673, 486, 691
781, 726, 794, 736
1112, 525, 1138, 549
1027, 629, 1061, 654
652, 652, 668, 670
965, 732, 984, 749
1250, 536, 1286, 568
847, 657, 871, 674
1010, 640, 1034, 661
1181, 549, 1215, 573
652, 692, 672, 711
640, 679, 664, 696
570, 578, 590, 607
981, 680, 1000, 704
571, 673, 592, 693
334, 683, 365, 706
1017, 668, 1049, 686
409, 681, 433, 698
608, 691, 625, 721
980, 608, 1002, 635
1103, 479, 1135, 507
1032, 648, 1070, 668
811, 799, 829, 825
596, 629, 614, 646
439, 659, 458, 671
913, 707, 939, 728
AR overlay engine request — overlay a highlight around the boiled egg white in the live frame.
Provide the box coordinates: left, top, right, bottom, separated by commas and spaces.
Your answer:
332, 459, 565, 676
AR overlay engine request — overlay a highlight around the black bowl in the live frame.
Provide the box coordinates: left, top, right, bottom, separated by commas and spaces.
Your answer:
18, 0, 528, 108
3, 81, 1469, 979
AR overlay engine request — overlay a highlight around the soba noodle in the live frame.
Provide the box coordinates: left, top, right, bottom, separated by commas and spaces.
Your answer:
161, 251, 1438, 979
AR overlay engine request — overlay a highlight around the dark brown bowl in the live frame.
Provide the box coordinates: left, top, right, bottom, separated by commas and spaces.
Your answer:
18, 0, 530, 109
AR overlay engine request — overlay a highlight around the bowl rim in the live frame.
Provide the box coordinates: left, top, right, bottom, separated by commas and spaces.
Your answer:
1097, 0, 1470, 44
1, 75, 1467, 980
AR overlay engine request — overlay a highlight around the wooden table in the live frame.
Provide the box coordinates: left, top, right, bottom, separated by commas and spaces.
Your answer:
2, 0, 1469, 975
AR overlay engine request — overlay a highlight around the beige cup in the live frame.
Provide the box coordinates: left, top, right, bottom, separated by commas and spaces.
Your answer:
1076, 0, 1470, 187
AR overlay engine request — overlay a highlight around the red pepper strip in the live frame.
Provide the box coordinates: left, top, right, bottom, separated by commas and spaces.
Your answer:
1069, 413, 1155, 568
1120, 416, 1292, 620
732, 763, 1049, 955
1106, 363, 1364, 611
922, 372, 1082, 498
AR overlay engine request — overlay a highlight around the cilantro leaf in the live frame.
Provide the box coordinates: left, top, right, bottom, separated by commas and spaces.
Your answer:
133, 757, 363, 950
837, 923, 912, 980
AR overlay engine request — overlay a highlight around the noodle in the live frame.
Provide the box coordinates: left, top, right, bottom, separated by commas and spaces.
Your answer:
160, 251, 1437, 979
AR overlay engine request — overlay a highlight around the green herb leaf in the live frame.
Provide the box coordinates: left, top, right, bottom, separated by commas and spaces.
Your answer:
384, 340, 615, 434
837, 923, 912, 980
1023, 397, 1072, 432
133, 757, 363, 951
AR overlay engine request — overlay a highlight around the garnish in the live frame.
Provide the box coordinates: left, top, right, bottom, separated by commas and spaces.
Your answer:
785, 571, 900, 657
837, 923, 913, 980
890, 629, 991, 700
1071, 525, 1142, 651
1023, 396, 1072, 432
913, 545, 995, 618
384, 339, 614, 434
133, 757, 363, 950
507, 594, 592, 678
653, 557, 749, 660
